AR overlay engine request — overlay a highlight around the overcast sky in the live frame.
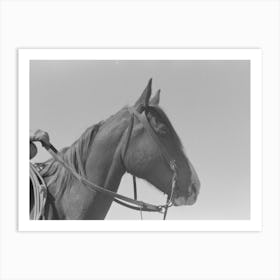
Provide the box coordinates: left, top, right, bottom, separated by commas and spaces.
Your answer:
30, 60, 250, 220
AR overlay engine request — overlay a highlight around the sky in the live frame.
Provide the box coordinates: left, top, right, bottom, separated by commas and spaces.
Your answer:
30, 60, 250, 220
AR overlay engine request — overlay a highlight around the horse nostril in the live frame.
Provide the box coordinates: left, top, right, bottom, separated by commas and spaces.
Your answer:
189, 183, 198, 197
194, 182, 201, 196
186, 185, 193, 197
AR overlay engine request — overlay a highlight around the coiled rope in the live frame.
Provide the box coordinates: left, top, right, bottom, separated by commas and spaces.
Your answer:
30, 163, 47, 220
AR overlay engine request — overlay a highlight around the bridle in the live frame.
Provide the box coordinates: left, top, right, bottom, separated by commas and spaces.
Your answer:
118, 106, 178, 219
43, 106, 178, 220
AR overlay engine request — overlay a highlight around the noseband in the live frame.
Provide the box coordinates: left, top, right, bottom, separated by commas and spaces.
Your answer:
43, 107, 177, 220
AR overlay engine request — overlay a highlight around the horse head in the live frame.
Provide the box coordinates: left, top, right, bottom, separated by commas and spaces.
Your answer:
123, 79, 201, 206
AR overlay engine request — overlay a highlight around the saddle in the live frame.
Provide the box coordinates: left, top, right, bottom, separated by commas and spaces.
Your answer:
30, 163, 48, 219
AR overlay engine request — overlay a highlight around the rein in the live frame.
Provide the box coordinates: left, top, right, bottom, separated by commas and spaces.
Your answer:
42, 107, 177, 220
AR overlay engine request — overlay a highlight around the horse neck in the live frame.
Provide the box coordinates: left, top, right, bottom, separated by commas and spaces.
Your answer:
85, 110, 129, 191
72, 110, 129, 219
44, 109, 131, 219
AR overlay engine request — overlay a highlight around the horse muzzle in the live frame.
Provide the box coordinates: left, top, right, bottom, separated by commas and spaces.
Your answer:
172, 183, 199, 206
173, 193, 197, 206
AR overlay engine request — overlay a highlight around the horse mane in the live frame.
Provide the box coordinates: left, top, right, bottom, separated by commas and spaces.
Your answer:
40, 122, 103, 197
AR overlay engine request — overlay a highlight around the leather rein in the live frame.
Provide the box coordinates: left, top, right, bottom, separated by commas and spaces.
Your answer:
43, 107, 177, 220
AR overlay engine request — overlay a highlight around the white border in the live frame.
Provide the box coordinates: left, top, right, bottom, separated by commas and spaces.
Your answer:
18, 48, 262, 232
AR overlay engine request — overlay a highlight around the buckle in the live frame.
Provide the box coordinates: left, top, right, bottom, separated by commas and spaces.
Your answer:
169, 160, 176, 171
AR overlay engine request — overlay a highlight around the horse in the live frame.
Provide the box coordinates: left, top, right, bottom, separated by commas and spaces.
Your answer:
36, 79, 201, 220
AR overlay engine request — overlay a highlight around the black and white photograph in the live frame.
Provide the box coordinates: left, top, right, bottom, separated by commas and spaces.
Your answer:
18, 49, 261, 231
1, 1, 279, 280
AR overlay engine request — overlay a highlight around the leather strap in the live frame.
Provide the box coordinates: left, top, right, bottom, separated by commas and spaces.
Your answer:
46, 147, 165, 212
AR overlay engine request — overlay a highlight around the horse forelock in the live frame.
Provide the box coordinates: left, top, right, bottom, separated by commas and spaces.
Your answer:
40, 122, 103, 198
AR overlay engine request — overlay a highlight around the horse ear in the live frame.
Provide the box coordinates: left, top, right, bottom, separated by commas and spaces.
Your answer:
134, 78, 152, 112
150, 89, 160, 106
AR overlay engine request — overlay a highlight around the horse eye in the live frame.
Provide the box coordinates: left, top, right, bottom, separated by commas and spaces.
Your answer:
147, 113, 167, 135
156, 123, 168, 135
151, 118, 167, 134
